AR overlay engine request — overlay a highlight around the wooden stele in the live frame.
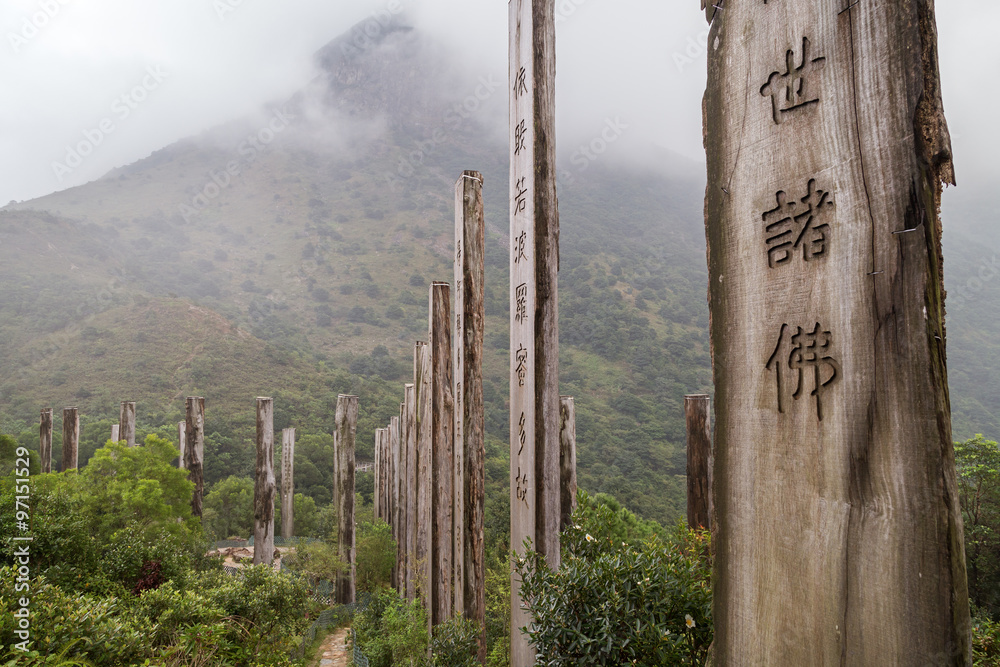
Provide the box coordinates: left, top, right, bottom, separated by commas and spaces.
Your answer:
509, 1, 560, 664
559, 396, 577, 531
703, 1, 971, 663
390, 416, 401, 591
430, 281, 455, 626
62, 407, 79, 471
253, 397, 276, 566
684, 394, 711, 531
281, 428, 295, 540
334, 394, 358, 604
403, 384, 417, 601
185, 397, 205, 517
119, 401, 136, 447
178, 422, 186, 470
39, 409, 52, 473
374, 427, 382, 521
415, 341, 433, 617
111, 424, 120, 442
455, 169, 486, 655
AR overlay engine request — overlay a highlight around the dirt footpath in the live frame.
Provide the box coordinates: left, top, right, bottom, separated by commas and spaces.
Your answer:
313, 626, 351, 667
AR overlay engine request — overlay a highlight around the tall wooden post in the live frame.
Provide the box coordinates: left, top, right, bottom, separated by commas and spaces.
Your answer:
403, 383, 417, 601
374, 428, 382, 521
390, 415, 401, 590
456, 169, 486, 652
510, 1, 560, 663
61, 407, 79, 471
430, 282, 455, 626
39, 409, 52, 473
559, 396, 577, 531
178, 422, 186, 470
685, 395, 711, 531
185, 397, 205, 517
119, 401, 136, 447
111, 424, 120, 443
253, 397, 276, 565
415, 341, 433, 616
281, 428, 295, 540
703, 1, 970, 663
334, 394, 358, 604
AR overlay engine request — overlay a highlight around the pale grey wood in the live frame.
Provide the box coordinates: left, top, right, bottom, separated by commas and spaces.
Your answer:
61, 407, 78, 471
335, 394, 358, 604
510, 1, 560, 664
404, 383, 417, 601
430, 281, 455, 626
415, 341, 433, 618
685, 395, 711, 531
39, 409, 52, 474
456, 170, 487, 657
178, 422, 186, 470
111, 424, 120, 443
703, 1, 970, 663
281, 428, 295, 540
185, 397, 205, 517
119, 401, 136, 447
559, 396, 577, 532
390, 415, 401, 591
253, 397, 275, 565
374, 427, 382, 522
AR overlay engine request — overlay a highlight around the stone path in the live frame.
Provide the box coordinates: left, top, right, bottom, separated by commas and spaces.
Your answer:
314, 626, 351, 667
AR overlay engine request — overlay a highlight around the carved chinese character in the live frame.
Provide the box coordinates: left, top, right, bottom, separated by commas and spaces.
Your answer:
515, 283, 528, 324
515, 466, 529, 507
515, 344, 528, 387
760, 36, 826, 124
513, 229, 528, 264
514, 119, 528, 156
513, 177, 528, 217
514, 66, 528, 100
767, 322, 841, 420
518, 411, 526, 455
763, 179, 833, 267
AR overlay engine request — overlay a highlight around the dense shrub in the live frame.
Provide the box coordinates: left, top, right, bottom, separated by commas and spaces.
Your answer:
354, 588, 429, 667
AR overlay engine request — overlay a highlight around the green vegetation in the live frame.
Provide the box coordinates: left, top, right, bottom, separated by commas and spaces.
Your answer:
956, 435, 1000, 619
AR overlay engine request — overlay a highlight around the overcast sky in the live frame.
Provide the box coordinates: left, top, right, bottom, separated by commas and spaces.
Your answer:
0, 0, 996, 206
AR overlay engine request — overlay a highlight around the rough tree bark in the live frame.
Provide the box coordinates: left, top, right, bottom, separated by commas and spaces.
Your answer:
281, 428, 295, 540
334, 394, 358, 604
430, 281, 455, 627
62, 407, 78, 471
415, 341, 433, 618
685, 394, 711, 531
253, 397, 275, 566
559, 396, 577, 532
178, 422, 186, 470
39, 409, 52, 474
185, 397, 205, 517
703, 1, 971, 663
119, 401, 136, 447
404, 383, 417, 601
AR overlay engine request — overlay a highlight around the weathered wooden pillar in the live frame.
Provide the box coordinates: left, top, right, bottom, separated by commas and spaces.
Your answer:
61, 407, 79, 471
455, 169, 486, 652
334, 394, 358, 604
703, 1, 970, 663
185, 397, 205, 517
374, 427, 382, 521
509, 1, 560, 663
281, 428, 295, 540
559, 396, 577, 531
430, 282, 455, 626
178, 422, 186, 470
415, 341, 433, 616
684, 395, 711, 531
111, 424, 120, 443
119, 401, 136, 447
253, 397, 276, 565
39, 409, 52, 473
403, 383, 417, 601
390, 415, 401, 590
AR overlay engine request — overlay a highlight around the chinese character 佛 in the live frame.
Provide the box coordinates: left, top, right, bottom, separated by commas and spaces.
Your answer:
760, 36, 826, 124
763, 179, 833, 268
766, 322, 841, 420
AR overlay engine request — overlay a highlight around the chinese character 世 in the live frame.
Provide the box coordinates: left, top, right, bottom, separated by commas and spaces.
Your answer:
766, 322, 841, 420
760, 36, 826, 124
763, 179, 833, 268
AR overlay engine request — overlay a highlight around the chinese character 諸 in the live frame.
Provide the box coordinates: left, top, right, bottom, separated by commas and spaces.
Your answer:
763, 179, 833, 268
513, 177, 528, 217
766, 322, 841, 420
515, 283, 528, 324
515, 344, 528, 387
760, 36, 826, 124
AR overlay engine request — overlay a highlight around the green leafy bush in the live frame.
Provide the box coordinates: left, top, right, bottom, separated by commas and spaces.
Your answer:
354, 588, 429, 667
431, 615, 480, 667
974, 616, 1000, 666
355, 519, 396, 592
